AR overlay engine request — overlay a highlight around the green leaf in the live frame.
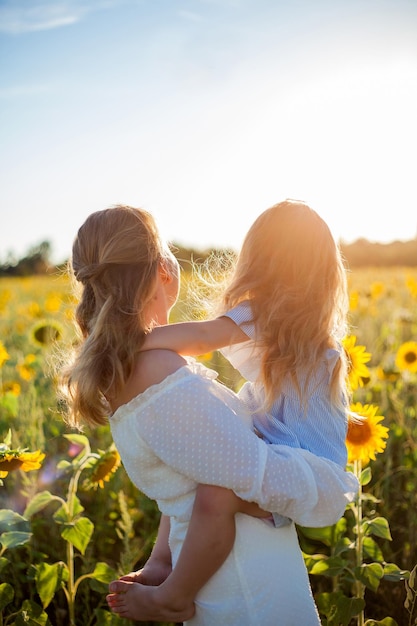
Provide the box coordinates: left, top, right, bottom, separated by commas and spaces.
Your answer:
297, 524, 336, 547
56, 459, 72, 470
3, 429, 12, 447
93, 608, 127, 625
316, 591, 365, 626
63, 433, 90, 447
0, 582, 14, 611
355, 562, 384, 592
361, 492, 380, 505
0, 556, 9, 573
53, 502, 70, 524
333, 536, 353, 557
0, 393, 19, 417
303, 553, 327, 572
64, 433, 91, 455
363, 536, 384, 561
71, 495, 85, 516
54, 496, 84, 524
61, 517, 94, 554
383, 562, 409, 582
89, 561, 118, 584
0, 509, 28, 531
363, 517, 392, 541
35, 562, 66, 608
24, 491, 63, 518
409, 564, 417, 588
309, 556, 347, 577
360, 466, 372, 485
14, 599, 52, 625
0, 531, 32, 550
364, 618, 398, 625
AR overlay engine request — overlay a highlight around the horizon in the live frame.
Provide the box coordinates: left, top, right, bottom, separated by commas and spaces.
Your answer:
3, 229, 417, 269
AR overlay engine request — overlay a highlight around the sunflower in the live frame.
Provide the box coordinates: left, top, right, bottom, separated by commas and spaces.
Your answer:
30, 319, 63, 347
346, 403, 389, 466
349, 290, 359, 312
0, 448, 45, 478
88, 447, 121, 489
395, 341, 417, 374
0, 341, 9, 368
342, 335, 371, 391
406, 276, 417, 298
0, 289, 12, 314
370, 281, 385, 300
2, 381, 21, 397
45, 293, 62, 313
376, 366, 400, 383
16, 354, 37, 382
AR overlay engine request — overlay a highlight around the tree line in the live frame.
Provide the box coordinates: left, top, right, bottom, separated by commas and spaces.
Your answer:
2, 238, 417, 277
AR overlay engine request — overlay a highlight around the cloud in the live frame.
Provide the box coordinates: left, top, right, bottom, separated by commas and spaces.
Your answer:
0, 0, 128, 34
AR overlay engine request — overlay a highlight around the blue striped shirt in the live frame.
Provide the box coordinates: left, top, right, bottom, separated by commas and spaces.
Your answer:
221, 301, 348, 469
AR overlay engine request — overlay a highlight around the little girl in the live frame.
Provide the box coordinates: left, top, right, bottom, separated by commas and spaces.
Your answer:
107, 199, 354, 622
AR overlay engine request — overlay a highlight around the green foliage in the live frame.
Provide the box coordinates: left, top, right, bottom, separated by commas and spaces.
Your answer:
0, 432, 136, 625
300, 463, 409, 625
2, 269, 417, 624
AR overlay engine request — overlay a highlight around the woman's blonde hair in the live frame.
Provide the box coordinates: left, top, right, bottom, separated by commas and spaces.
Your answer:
221, 200, 350, 410
60, 205, 167, 429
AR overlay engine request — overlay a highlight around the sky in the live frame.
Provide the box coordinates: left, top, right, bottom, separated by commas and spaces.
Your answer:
1, 0, 417, 264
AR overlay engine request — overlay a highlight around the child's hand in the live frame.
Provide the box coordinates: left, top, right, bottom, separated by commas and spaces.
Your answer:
237, 498, 271, 519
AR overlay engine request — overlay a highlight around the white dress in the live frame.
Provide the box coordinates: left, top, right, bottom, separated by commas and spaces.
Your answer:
110, 360, 358, 625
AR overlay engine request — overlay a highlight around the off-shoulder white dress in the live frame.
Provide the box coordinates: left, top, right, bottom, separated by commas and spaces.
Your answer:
110, 360, 357, 625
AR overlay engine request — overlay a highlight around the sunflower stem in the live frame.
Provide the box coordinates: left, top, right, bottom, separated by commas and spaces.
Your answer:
65, 459, 87, 626
354, 459, 365, 626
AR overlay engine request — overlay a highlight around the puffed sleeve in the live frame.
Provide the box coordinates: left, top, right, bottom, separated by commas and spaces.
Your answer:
136, 370, 358, 527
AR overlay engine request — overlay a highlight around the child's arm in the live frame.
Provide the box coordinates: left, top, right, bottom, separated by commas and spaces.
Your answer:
115, 514, 172, 586
144, 316, 248, 356
107, 486, 270, 623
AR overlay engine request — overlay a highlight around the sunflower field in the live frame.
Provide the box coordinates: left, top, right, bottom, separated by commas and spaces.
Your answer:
1, 267, 417, 625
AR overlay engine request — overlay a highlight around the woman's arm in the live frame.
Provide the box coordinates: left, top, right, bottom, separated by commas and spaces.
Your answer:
136, 362, 358, 527
143, 317, 248, 356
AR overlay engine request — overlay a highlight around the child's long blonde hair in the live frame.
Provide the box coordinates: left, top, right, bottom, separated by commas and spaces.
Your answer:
60, 205, 168, 429
221, 200, 350, 411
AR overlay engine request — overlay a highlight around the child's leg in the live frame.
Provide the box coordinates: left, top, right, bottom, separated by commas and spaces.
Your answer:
107, 484, 241, 622
163, 484, 240, 603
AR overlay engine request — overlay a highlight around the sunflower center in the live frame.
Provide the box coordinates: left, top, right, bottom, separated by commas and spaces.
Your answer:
34, 324, 61, 345
91, 456, 118, 482
405, 351, 417, 364
347, 420, 372, 445
0, 458, 23, 471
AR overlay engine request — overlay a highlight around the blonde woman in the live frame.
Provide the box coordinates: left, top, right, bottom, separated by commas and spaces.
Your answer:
62, 205, 357, 625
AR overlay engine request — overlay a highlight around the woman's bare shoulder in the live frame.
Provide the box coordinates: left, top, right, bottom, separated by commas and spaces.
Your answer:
112, 350, 187, 410
136, 349, 187, 387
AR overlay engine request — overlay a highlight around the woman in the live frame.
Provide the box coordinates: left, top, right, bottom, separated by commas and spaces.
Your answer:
61, 205, 357, 625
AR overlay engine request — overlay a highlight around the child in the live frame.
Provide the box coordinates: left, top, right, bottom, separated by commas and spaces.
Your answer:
107, 200, 354, 621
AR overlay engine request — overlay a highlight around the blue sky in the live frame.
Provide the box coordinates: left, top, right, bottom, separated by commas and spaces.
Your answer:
1, 0, 417, 263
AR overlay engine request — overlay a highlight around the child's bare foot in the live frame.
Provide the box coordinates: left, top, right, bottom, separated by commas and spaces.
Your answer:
106, 579, 195, 622
117, 560, 172, 587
